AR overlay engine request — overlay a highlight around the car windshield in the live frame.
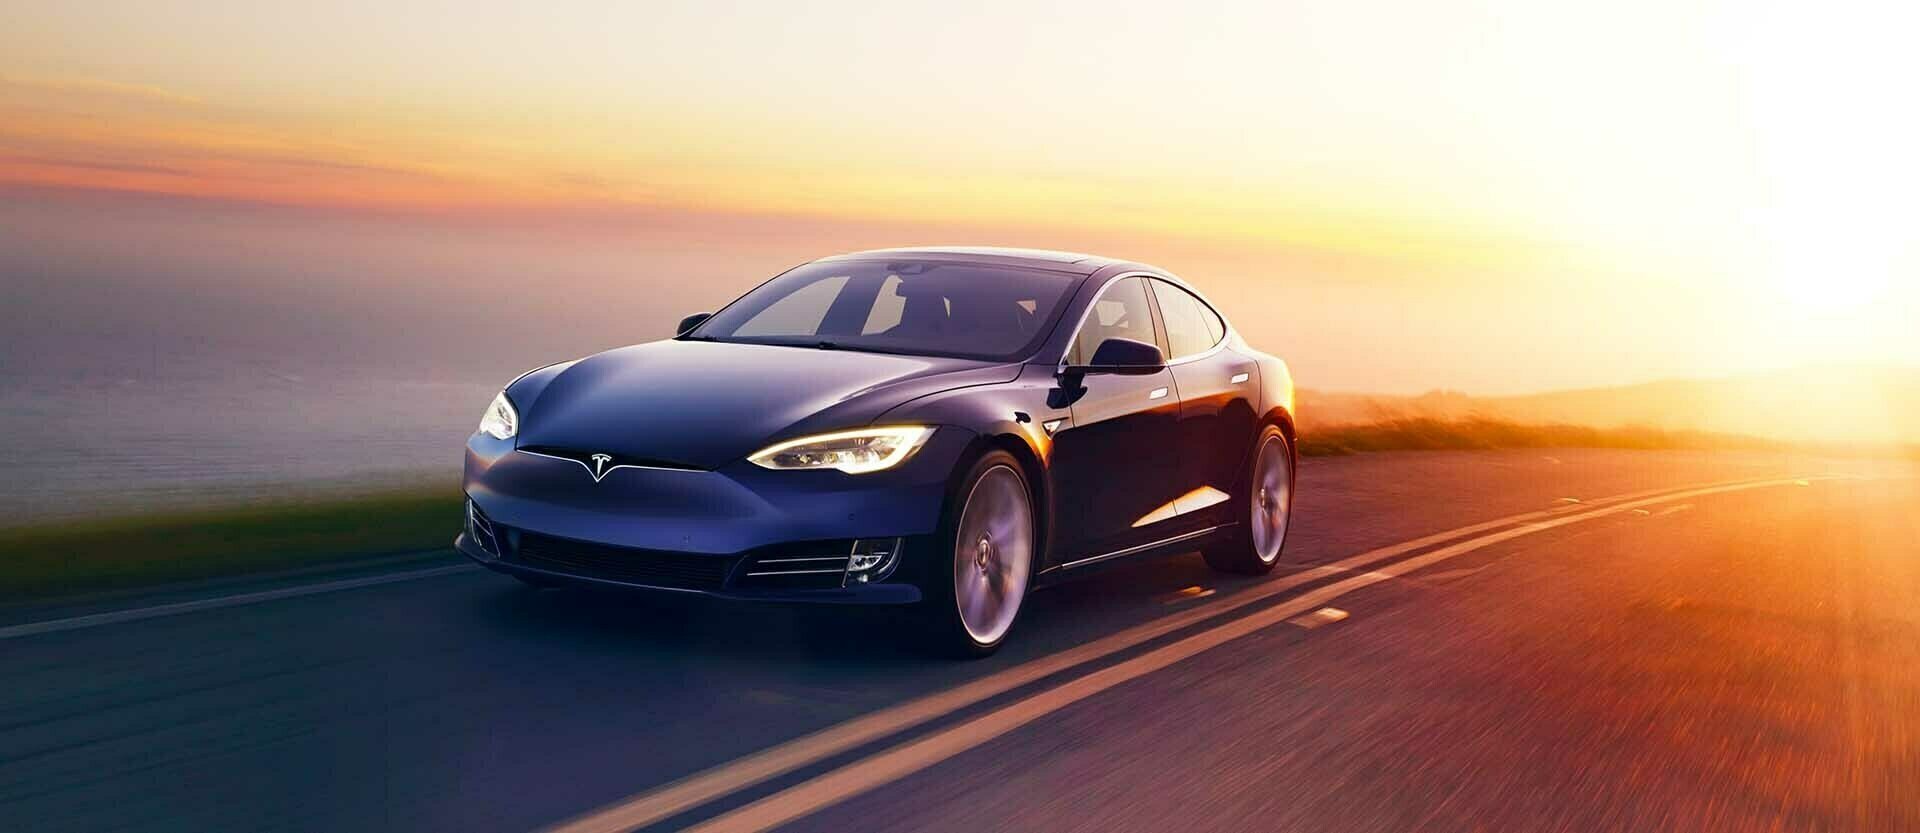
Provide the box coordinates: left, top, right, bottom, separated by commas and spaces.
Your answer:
687, 259, 1079, 361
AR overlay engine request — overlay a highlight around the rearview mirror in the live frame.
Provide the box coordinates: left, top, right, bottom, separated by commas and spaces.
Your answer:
1062, 337, 1165, 377
676, 312, 712, 336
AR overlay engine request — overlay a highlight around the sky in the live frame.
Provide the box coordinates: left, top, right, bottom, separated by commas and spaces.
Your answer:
2, 0, 1916, 394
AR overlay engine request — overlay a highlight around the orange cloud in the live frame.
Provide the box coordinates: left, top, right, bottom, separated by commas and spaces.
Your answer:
1, 75, 203, 106
0, 73, 1566, 282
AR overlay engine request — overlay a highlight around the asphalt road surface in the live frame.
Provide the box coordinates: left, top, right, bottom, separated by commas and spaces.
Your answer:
3, 449, 1915, 832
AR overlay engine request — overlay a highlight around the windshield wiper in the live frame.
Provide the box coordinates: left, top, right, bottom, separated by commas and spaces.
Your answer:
723, 337, 944, 358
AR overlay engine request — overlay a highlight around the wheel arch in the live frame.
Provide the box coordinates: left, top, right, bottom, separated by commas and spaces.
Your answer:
950, 431, 1052, 567
1263, 405, 1298, 449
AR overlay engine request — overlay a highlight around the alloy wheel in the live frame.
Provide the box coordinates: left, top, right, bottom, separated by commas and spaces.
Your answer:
1250, 435, 1293, 563
952, 464, 1033, 645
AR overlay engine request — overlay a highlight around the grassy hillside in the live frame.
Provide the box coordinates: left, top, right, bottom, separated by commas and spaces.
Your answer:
0, 488, 460, 602
1299, 364, 1920, 445
1295, 417, 1788, 456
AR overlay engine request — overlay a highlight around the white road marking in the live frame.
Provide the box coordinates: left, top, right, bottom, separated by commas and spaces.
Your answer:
0, 564, 470, 641
679, 475, 1836, 833
1288, 607, 1349, 628
544, 474, 1825, 833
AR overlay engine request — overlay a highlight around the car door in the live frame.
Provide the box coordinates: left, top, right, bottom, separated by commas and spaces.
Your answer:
1148, 278, 1259, 530
1046, 276, 1188, 565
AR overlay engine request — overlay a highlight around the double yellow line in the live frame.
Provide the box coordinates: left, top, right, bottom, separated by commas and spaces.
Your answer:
549, 474, 1841, 833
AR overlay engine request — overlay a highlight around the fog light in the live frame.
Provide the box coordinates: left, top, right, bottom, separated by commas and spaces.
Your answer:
466, 499, 501, 558
846, 537, 902, 582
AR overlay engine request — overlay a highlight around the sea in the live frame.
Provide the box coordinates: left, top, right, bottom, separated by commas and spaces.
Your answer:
0, 198, 785, 527
1, 365, 502, 525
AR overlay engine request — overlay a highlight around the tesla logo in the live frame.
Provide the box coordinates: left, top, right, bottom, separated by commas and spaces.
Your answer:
589, 453, 614, 482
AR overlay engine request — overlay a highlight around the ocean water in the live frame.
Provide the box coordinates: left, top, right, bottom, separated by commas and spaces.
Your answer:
0, 195, 814, 527
1, 370, 500, 525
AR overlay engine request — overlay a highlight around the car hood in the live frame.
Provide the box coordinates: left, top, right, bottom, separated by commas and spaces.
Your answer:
513, 339, 1015, 469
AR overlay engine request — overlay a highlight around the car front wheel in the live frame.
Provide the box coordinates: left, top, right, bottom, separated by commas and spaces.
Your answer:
921, 451, 1034, 657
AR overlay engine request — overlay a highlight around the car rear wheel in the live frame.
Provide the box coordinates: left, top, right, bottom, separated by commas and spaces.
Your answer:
1203, 426, 1294, 575
922, 451, 1034, 657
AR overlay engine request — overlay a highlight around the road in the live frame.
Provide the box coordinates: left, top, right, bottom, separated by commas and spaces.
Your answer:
2, 449, 1915, 832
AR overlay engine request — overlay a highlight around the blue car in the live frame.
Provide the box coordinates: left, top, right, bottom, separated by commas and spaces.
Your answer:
458, 247, 1296, 655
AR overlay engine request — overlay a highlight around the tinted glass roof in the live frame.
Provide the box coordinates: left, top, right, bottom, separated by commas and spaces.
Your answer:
820, 246, 1118, 274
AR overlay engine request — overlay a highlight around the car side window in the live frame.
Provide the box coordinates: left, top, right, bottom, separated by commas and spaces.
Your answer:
1150, 279, 1224, 359
1070, 277, 1157, 364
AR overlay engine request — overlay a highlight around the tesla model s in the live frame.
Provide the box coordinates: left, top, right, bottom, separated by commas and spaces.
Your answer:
457, 247, 1296, 655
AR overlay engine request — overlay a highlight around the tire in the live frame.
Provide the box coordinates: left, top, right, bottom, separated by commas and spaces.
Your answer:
919, 450, 1036, 658
1203, 425, 1295, 575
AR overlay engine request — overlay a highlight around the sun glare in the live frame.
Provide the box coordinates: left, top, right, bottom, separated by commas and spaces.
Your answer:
1742, 2, 1919, 324
1766, 229, 1902, 313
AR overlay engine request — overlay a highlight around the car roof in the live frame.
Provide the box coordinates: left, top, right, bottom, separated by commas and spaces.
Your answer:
816, 246, 1133, 276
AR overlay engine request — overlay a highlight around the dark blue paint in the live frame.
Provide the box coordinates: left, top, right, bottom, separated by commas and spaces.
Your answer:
460, 248, 1294, 604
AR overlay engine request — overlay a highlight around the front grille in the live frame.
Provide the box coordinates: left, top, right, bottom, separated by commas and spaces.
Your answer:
512, 532, 736, 590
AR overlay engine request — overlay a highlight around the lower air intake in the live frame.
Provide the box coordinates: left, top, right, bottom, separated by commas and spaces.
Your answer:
511, 533, 735, 591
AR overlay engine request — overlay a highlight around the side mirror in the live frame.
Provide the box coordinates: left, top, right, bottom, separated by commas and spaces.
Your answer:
1062, 337, 1165, 378
675, 312, 712, 336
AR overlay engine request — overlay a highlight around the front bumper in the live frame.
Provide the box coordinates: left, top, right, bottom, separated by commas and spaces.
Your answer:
457, 426, 973, 604
454, 532, 923, 604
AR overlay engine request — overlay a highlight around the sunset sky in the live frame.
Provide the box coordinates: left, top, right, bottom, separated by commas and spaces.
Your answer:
3, 1, 1916, 395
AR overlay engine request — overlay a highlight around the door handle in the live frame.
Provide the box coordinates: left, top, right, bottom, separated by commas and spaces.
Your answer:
1148, 387, 1169, 400
1229, 372, 1250, 384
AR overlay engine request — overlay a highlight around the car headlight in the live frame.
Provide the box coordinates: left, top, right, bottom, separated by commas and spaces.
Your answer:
747, 426, 934, 474
478, 391, 518, 440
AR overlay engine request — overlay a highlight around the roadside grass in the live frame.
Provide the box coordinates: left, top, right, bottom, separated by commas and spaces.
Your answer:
1294, 417, 1787, 457
0, 488, 460, 603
